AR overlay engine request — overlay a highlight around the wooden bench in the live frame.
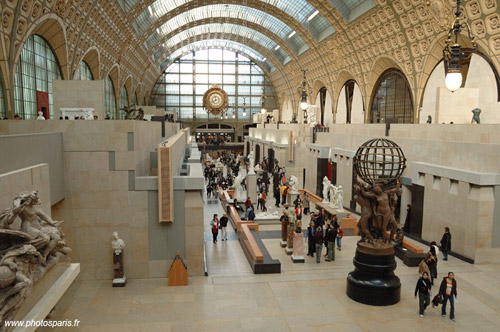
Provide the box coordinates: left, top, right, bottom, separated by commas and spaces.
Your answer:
240, 224, 264, 261
228, 205, 256, 232
385, 230, 424, 254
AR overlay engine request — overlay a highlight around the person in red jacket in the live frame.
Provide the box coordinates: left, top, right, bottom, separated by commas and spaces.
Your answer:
210, 214, 219, 244
336, 225, 343, 250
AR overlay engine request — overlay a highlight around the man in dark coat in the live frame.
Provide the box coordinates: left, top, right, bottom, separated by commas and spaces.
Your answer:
440, 227, 452, 260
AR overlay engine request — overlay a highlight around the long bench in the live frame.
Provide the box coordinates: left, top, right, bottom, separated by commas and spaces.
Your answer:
227, 205, 259, 232
240, 224, 264, 261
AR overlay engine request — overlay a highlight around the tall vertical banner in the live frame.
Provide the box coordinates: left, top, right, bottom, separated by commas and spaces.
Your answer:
36, 91, 50, 119
158, 141, 174, 222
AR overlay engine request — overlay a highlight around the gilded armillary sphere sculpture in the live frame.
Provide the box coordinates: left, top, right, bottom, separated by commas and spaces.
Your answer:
203, 85, 229, 116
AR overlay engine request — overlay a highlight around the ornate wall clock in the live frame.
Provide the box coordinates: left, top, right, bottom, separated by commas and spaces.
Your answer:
203, 85, 229, 115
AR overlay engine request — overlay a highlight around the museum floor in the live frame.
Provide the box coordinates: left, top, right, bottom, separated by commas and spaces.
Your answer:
42, 197, 500, 332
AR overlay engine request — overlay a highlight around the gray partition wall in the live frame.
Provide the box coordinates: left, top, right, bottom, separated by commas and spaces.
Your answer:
0, 132, 65, 204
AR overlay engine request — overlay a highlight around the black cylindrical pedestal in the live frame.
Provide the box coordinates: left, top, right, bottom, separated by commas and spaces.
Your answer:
346, 249, 400, 306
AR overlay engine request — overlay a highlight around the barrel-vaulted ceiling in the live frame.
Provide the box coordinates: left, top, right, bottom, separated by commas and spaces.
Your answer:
116, 0, 376, 73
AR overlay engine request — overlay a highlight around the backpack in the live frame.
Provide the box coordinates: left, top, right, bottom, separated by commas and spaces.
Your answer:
248, 209, 255, 220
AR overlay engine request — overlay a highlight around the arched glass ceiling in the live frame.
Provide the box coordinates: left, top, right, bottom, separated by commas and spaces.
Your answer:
328, 0, 376, 22
159, 40, 274, 73
151, 24, 289, 64
131, 0, 333, 42
143, 4, 308, 55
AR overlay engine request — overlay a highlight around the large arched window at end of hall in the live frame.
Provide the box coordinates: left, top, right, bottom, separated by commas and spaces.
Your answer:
14, 34, 63, 119
370, 69, 414, 124
150, 49, 278, 121
74, 60, 94, 80
105, 76, 117, 119
119, 86, 129, 119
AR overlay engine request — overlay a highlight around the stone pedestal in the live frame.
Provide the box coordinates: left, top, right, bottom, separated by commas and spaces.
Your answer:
288, 191, 299, 207
286, 223, 294, 255
113, 252, 127, 287
346, 243, 400, 306
291, 232, 305, 263
246, 173, 258, 204
280, 220, 289, 247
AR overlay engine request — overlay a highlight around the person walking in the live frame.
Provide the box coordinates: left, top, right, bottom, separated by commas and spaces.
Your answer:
336, 225, 343, 250
325, 224, 337, 262
314, 227, 324, 263
439, 272, 457, 321
220, 213, 229, 241
257, 192, 263, 211
274, 186, 281, 207
206, 182, 212, 199
210, 214, 219, 243
440, 227, 452, 260
306, 222, 316, 257
414, 272, 432, 317
261, 191, 267, 212
303, 193, 310, 215
426, 246, 438, 285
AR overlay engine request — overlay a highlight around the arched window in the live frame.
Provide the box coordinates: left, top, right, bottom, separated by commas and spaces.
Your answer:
119, 86, 129, 119
13, 35, 63, 119
133, 91, 138, 106
0, 72, 6, 118
105, 76, 116, 119
370, 69, 413, 124
150, 49, 277, 121
74, 61, 94, 80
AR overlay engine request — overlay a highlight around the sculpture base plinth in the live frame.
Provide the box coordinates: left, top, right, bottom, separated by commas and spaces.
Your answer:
285, 247, 293, 255
280, 240, 287, 248
291, 254, 305, 263
113, 276, 127, 287
346, 246, 400, 306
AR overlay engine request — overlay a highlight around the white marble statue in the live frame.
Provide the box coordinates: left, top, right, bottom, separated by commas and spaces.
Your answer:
215, 160, 224, 170
36, 111, 45, 120
205, 153, 213, 163
233, 174, 245, 200
289, 175, 299, 193
254, 163, 263, 172
327, 184, 337, 208
111, 231, 126, 254
248, 150, 255, 175
322, 176, 331, 203
336, 186, 344, 211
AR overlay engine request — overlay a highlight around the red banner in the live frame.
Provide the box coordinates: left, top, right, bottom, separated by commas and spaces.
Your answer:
36, 91, 49, 119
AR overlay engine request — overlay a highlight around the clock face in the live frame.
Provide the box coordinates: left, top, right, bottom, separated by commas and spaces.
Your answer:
203, 85, 228, 115
209, 92, 224, 108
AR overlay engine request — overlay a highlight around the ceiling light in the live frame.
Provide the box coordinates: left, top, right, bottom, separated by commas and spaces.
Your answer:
262, 57, 267, 62
275, 45, 280, 51
442, 0, 477, 92
148, 6, 152, 15
156, 28, 160, 34
308, 10, 319, 21
288, 31, 296, 38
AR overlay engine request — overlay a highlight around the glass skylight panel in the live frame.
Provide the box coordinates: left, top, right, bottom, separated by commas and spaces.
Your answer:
142, 4, 307, 54
159, 40, 273, 72
152, 24, 289, 64
328, 0, 376, 22
134, 0, 334, 43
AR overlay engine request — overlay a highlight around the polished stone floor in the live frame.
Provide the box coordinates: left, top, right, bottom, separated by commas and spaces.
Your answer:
42, 195, 500, 331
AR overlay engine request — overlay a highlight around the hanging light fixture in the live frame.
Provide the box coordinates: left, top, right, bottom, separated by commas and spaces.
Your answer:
443, 0, 477, 92
242, 97, 247, 117
300, 70, 309, 110
260, 94, 267, 114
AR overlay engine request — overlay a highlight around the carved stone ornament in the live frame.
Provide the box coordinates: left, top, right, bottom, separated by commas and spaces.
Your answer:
202, 85, 229, 116
426, 0, 452, 28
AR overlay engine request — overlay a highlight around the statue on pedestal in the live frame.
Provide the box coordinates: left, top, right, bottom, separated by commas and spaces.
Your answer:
289, 175, 299, 193
471, 108, 481, 124
111, 232, 126, 287
322, 176, 331, 203
233, 174, 245, 200
248, 150, 255, 175
346, 138, 407, 306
